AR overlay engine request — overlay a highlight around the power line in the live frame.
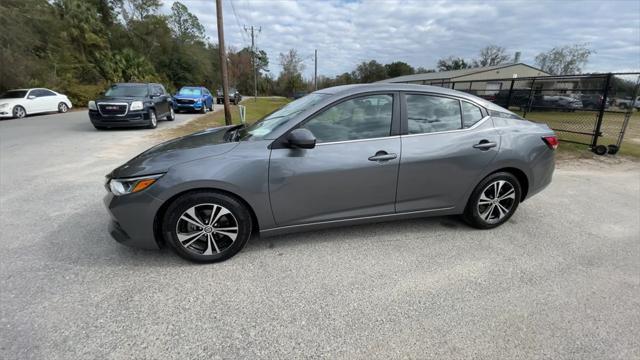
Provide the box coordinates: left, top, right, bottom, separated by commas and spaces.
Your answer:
229, 0, 249, 46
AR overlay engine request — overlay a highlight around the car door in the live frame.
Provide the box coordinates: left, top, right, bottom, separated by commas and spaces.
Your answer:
396, 93, 500, 212
26, 90, 48, 113
268, 93, 401, 226
151, 85, 169, 115
39, 89, 59, 112
203, 88, 212, 108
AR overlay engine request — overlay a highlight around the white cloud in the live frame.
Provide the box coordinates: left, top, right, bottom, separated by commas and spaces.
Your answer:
163, 0, 640, 78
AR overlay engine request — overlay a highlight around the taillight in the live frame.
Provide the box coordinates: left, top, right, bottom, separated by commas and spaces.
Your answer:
542, 136, 559, 150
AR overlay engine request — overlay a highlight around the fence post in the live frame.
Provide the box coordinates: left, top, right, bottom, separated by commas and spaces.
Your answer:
505, 79, 515, 109
592, 73, 612, 148
523, 78, 537, 118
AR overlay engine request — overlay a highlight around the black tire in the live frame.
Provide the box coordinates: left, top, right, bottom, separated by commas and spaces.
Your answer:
200, 104, 207, 114
607, 144, 619, 155
13, 105, 26, 119
463, 172, 522, 229
58, 102, 69, 113
593, 145, 608, 155
166, 107, 175, 121
147, 109, 158, 129
163, 191, 252, 263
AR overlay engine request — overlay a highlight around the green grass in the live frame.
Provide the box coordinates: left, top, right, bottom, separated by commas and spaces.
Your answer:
512, 109, 640, 158
161, 97, 290, 139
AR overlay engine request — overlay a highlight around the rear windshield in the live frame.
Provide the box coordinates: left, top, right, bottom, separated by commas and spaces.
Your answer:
178, 87, 202, 96
105, 85, 148, 97
0, 90, 27, 99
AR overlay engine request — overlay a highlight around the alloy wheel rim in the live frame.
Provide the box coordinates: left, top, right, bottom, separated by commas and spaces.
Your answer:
477, 180, 516, 224
176, 203, 239, 255
170, 107, 174, 118
15, 107, 25, 118
151, 112, 157, 126
59, 103, 67, 112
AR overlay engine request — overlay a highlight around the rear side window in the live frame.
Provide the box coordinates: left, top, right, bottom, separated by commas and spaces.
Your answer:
302, 94, 393, 143
406, 95, 461, 134
461, 101, 484, 128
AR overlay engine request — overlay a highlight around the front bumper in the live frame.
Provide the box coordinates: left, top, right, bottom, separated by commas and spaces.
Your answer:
103, 191, 163, 249
89, 110, 150, 127
173, 102, 204, 111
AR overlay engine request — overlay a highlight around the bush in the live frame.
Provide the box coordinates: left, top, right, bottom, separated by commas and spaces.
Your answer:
59, 83, 107, 107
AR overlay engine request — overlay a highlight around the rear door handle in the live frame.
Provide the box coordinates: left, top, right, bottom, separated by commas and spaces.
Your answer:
368, 151, 397, 162
473, 140, 497, 150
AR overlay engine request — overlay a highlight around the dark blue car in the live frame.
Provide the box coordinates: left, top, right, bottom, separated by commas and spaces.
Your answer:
173, 86, 214, 113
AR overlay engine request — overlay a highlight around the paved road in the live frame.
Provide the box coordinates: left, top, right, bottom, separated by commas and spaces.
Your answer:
1, 111, 639, 359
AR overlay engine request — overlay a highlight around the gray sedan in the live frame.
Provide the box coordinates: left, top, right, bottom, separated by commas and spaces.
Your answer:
104, 84, 556, 263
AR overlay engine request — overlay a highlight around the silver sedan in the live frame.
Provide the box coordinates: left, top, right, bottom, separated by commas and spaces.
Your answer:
103, 84, 556, 262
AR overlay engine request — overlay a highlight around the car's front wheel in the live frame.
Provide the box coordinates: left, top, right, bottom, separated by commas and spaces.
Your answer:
147, 109, 158, 129
166, 107, 175, 121
13, 105, 26, 119
163, 191, 252, 263
463, 172, 521, 229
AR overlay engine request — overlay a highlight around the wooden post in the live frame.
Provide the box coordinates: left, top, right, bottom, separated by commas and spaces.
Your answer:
216, 0, 232, 125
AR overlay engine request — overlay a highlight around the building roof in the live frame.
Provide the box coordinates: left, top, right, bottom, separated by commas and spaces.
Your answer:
379, 63, 548, 83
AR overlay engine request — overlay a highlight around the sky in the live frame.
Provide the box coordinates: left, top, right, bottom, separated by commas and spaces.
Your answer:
162, 0, 640, 79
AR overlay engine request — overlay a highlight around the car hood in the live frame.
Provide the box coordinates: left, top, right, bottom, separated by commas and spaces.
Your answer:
0, 98, 25, 105
109, 125, 240, 178
96, 96, 145, 103
175, 94, 203, 99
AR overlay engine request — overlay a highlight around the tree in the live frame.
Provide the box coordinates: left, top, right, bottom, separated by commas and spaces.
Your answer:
415, 67, 436, 74
169, 1, 206, 43
437, 56, 470, 71
534, 44, 595, 75
385, 61, 415, 78
473, 45, 511, 67
355, 60, 387, 83
277, 49, 305, 96
122, 0, 161, 21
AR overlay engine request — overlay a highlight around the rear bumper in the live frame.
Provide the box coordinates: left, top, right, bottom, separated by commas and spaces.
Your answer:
103, 191, 162, 249
89, 110, 149, 127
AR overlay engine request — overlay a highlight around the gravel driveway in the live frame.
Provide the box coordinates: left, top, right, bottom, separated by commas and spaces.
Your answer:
1, 111, 639, 359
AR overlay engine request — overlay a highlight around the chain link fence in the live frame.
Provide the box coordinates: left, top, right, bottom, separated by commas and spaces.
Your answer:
432, 73, 640, 155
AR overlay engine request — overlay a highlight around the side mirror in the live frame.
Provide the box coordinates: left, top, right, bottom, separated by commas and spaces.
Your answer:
27, 95, 36, 100
287, 128, 316, 149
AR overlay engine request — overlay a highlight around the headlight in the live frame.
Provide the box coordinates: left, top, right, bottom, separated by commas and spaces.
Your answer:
88, 101, 97, 110
108, 174, 163, 196
0, 103, 9, 109
130, 101, 144, 111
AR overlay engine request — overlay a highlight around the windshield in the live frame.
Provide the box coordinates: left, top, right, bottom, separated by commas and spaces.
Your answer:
239, 93, 330, 140
104, 84, 148, 97
178, 87, 202, 96
0, 90, 27, 99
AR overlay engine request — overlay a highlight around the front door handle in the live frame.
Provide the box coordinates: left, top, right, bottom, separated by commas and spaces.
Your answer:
473, 140, 497, 150
368, 151, 397, 162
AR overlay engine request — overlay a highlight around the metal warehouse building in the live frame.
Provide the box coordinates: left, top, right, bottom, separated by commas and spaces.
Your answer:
378, 63, 550, 94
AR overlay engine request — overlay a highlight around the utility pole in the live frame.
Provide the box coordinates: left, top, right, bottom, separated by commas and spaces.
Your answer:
314, 49, 318, 91
216, 0, 232, 125
244, 25, 261, 102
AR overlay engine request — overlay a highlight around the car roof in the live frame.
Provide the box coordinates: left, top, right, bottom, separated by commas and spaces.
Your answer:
313, 83, 509, 112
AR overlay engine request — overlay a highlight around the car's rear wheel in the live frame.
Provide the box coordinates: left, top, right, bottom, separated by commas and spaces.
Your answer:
166, 107, 175, 121
163, 191, 252, 263
13, 106, 26, 119
147, 109, 157, 129
463, 172, 521, 229
58, 102, 69, 113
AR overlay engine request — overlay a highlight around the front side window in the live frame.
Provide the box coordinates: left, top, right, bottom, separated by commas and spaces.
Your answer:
461, 101, 484, 128
301, 94, 393, 143
406, 94, 461, 134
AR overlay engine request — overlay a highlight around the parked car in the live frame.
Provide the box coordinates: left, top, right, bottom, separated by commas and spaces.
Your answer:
579, 94, 606, 110
104, 83, 557, 263
216, 88, 242, 105
0, 88, 72, 119
613, 96, 640, 110
173, 86, 214, 113
88, 83, 174, 130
